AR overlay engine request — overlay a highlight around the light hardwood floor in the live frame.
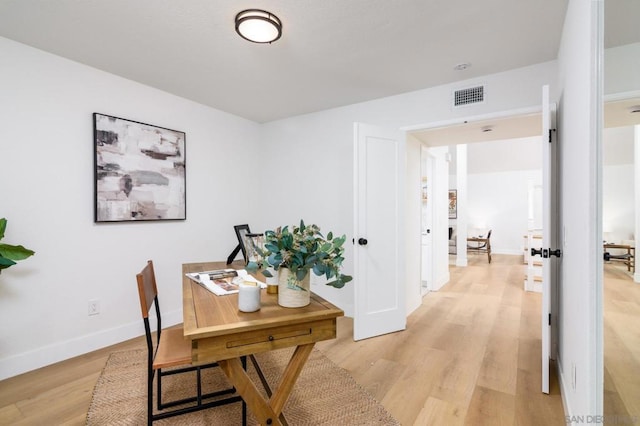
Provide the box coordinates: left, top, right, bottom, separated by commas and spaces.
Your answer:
0, 254, 566, 425
603, 263, 640, 424
318, 254, 565, 425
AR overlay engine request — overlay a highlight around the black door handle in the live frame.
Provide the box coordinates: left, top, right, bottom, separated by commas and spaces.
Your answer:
549, 248, 562, 258
358, 238, 368, 246
531, 248, 543, 257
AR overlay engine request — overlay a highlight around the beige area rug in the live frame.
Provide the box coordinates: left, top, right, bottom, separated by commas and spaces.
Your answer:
86, 347, 399, 425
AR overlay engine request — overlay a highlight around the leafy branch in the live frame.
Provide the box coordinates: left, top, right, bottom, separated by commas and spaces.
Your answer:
0, 218, 35, 273
246, 220, 352, 289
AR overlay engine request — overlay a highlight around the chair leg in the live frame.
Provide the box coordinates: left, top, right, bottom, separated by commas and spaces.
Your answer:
197, 367, 202, 405
242, 356, 247, 426
148, 368, 154, 426
157, 368, 163, 411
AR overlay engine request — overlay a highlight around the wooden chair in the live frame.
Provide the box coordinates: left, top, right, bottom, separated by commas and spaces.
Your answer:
467, 229, 492, 263
136, 260, 244, 425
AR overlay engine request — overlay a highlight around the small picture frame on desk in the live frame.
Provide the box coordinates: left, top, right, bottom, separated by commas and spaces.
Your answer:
234, 224, 251, 263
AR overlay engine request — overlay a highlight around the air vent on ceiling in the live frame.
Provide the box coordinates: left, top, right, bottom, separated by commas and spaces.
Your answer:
453, 85, 485, 107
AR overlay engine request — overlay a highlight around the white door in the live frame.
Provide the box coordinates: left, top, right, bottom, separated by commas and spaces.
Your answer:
421, 151, 434, 295
353, 123, 406, 341
541, 85, 559, 394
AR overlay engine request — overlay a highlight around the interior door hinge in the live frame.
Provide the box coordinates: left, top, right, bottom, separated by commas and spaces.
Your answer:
548, 128, 556, 143
548, 313, 551, 326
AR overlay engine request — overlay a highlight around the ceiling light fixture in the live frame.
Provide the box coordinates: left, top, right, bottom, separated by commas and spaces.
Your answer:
453, 63, 471, 71
629, 105, 640, 114
480, 125, 494, 133
235, 9, 282, 44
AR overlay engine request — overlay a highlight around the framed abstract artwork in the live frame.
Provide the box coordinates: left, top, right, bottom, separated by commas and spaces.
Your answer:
448, 189, 457, 219
93, 113, 186, 222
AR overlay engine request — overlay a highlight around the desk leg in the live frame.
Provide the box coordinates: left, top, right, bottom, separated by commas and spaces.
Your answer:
218, 357, 280, 425
270, 343, 315, 415
217, 343, 315, 426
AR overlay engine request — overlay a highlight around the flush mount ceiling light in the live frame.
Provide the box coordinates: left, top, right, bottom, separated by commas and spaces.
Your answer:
453, 62, 471, 71
235, 9, 282, 44
480, 125, 494, 133
629, 105, 640, 114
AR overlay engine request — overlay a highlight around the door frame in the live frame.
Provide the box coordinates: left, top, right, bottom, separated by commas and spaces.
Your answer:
402, 102, 558, 355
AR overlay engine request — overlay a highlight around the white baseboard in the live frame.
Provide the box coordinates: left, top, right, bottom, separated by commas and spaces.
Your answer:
0, 309, 183, 381
493, 249, 525, 256
557, 359, 572, 424
431, 272, 450, 291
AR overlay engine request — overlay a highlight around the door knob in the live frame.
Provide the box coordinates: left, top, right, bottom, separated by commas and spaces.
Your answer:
549, 248, 562, 258
531, 248, 543, 257
358, 238, 368, 246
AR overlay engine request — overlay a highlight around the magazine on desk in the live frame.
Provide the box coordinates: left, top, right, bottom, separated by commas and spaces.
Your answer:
185, 268, 266, 296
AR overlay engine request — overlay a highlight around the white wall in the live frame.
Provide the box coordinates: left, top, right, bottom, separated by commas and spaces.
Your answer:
556, 0, 603, 418
603, 126, 635, 242
258, 61, 558, 315
0, 37, 261, 379
0, 37, 557, 379
604, 42, 640, 95
467, 169, 543, 255
603, 164, 634, 242
449, 136, 543, 255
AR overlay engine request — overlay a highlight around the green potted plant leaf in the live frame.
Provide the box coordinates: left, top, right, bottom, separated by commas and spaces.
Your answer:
0, 218, 35, 273
246, 220, 352, 308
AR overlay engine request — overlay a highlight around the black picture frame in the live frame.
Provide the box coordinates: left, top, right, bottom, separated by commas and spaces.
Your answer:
93, 113, 186, 222
227, 224, 253, 264
234, 224, 251, 262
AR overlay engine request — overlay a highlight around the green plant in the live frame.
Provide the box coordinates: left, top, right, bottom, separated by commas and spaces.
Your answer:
0, 218, 35, 273
246, 220, 352, 289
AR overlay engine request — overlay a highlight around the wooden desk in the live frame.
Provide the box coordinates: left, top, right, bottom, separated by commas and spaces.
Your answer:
467, 237, 492, 263
603, 243, 635, 272
182, 261, 344, 425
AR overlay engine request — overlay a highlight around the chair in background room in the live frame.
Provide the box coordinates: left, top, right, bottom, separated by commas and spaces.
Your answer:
449, 226, 457, 254
467, 229, 492, 263
136, 260, 244, 424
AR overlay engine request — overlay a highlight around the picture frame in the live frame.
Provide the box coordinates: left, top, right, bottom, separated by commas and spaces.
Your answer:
448, 189, 457, 219
234, 224, 252, 263
93, 113, 186, 222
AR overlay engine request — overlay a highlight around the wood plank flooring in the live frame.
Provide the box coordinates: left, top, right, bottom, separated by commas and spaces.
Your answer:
0, 254, 568, 425
318, 254, 565, 425
603, 263, 640, 424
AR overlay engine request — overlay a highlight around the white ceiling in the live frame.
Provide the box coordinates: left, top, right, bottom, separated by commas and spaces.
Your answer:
0, 0, 574, 123
0, 1, 637, 124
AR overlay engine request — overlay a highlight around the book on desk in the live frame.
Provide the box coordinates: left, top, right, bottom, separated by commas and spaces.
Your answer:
185, 268, 266, 296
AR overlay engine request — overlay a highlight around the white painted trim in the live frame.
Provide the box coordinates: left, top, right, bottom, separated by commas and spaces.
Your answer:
557, 359, 573, 425
593, 0, 604, 416
433, 271, 450, 292
401, 105, 541, 132
603, 90, 640, 103
0, 309, 182, 380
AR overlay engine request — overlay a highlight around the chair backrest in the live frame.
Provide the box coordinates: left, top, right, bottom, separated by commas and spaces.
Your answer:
136, 260, 163, 357
486, 229, 492, 240
136, 260, 159, 319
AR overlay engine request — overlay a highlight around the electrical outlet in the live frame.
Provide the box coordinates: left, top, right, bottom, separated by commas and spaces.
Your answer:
88, 299, 100, 316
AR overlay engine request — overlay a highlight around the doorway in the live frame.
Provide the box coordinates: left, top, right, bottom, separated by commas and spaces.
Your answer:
410, 108, 543, 294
